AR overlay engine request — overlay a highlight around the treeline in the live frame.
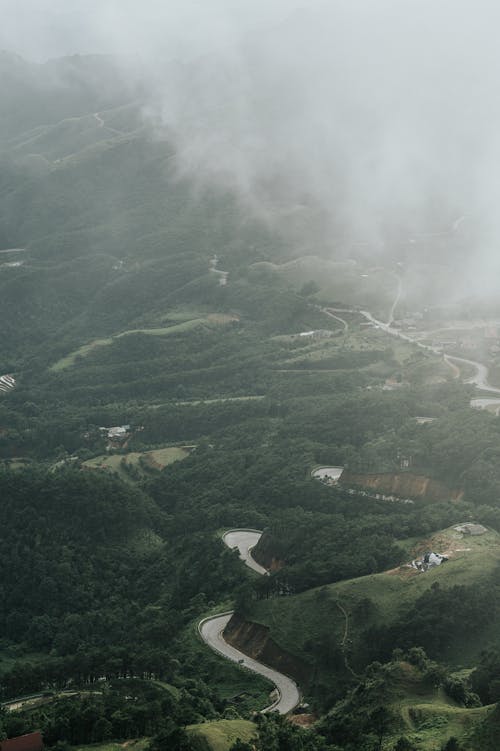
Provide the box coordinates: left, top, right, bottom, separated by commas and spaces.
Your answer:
251, 495, 463, 593
1, 678, 221, 747
0, 467, 245, 698
359, 569, 500, 668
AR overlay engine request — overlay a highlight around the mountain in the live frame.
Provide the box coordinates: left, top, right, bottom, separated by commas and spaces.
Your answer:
2, 50, 500, 751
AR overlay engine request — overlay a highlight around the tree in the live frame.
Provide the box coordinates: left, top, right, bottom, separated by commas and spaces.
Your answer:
368, 706, 394, 751
441, 739, 461, 751
149, 721, 195, 751
393, 738, 417, 751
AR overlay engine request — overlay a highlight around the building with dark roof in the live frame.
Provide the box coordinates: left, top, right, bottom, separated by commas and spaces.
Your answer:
0, 732, 43, 751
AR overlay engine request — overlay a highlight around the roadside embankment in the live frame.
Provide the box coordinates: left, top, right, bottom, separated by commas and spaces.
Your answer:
340, 471, 463, 502
224, 613, 310, 688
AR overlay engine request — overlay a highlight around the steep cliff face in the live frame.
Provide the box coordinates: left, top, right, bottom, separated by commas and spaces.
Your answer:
251, 534, 285, 572
341, 471, 463, 501
224, 613, 310, 685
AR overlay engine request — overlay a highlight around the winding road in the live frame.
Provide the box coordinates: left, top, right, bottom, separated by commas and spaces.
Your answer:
222, 529, 269, 575
199, 529, 300, 714
444, 355, 500, 394
360, 284, 500, 408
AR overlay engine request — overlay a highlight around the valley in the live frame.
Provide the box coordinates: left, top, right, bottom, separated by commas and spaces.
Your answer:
2, 42, 500, 751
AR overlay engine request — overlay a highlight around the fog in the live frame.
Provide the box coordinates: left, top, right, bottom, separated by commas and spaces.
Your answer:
4, 0, 500, 298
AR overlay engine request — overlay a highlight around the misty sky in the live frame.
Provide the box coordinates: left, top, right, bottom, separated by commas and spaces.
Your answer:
4, 0, 500, 294
0, 0, 311, 61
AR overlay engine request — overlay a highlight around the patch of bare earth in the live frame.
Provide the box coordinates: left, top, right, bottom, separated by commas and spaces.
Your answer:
386, 531, 474, 578
288, 714, 317, 727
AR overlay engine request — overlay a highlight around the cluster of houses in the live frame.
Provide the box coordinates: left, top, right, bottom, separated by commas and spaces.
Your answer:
0, 374, 15, 393
427, 324, 500, 358
99, 425, 131, 441
412, 551, 448, 572
98, 424, 133, 449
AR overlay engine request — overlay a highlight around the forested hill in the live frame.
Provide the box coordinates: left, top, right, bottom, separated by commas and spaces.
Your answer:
3, 52, 500, 751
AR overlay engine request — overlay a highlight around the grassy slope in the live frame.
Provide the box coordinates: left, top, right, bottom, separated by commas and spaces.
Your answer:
383, 661, 493, 750
187, 719, 257, 751
248, 527, 500, 672
82, 446, 191, 481
50, 317, 220, 372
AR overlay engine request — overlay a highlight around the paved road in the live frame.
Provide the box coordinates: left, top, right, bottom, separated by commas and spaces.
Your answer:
199, 529, 300, 714
199, 612, 300, 714
445, 355, 500, 394
360, 301, 500, 403
222, 529, 268, 575
470, 397, 500, 414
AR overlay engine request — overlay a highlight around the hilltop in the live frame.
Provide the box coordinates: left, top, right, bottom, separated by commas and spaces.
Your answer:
240, 526, 500, 693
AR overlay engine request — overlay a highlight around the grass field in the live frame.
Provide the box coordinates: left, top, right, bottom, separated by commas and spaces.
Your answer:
249, 527, 500, 673
82, 445, 191, 480
50, 313, 238, 371
187, 719, 257, 751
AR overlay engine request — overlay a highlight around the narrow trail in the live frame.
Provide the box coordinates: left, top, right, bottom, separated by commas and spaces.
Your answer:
321, 307, 348, 332
386, 274, 403, 327
199, 529, 300, 714
93, 112, 123, 137
335, 601, 358, 678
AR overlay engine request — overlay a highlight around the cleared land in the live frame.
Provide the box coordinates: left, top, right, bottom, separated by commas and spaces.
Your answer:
50, 313, 238, 371
82, 445, 191, 480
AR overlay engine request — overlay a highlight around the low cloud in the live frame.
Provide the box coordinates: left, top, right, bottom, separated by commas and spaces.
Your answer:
4, 1, 500, 299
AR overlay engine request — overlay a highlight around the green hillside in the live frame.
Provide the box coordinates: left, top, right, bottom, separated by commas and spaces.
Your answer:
187, 719, 257, 751
3, 47, 500, 751
247, 526, 500, 687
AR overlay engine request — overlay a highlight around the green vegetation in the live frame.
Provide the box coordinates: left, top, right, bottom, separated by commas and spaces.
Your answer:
51, 314, 237, 372
82, 445, 191, 481
247, 527, 500, 701
3, 49, 500, 751
187, 720, 256, 751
